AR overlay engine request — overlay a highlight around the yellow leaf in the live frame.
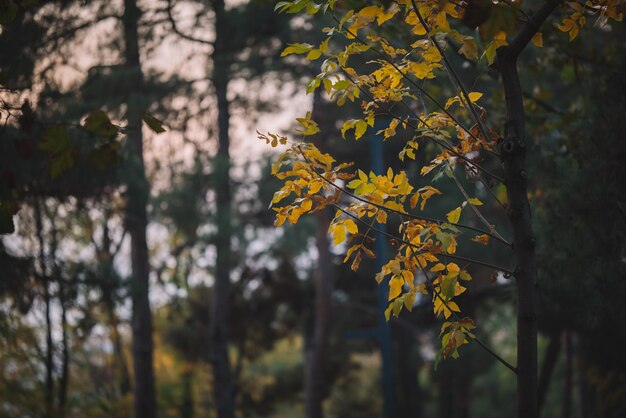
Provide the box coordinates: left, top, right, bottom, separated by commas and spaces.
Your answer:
468, 92, 482, 102
446, 263, 460, 277
472, 234, 490, 245
330, 224, 346, 246
301, 199, 313, 212
458, 37, 478, 60
389, 276, 403, 300
359, 5, 380, 18
306, 49, 322, 60
430, 263, 446, 272
532, 32, 543, 48
344, 219, 358, 234
467, 198, 483, 206
446, 207, 462, 224
403, 291, 416, 311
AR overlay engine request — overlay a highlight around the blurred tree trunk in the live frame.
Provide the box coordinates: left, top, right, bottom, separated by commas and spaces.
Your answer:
47, 205, 69, 418
181, 364, 195, 418
209, 1, 235, 417
58, 287, 69, 416
538, 329, 561, 416
35, 199, 55, 418
394, 324, 422, 418
304, 89, 334, 418
563, 331, 572, 418
122, 0, 157, 417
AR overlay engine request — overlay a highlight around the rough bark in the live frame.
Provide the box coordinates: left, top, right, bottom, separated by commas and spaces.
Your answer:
209, 1, 235, 417
122, 1, 157, 417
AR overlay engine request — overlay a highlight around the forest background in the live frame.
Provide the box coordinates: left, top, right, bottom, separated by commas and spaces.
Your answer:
0, 1, 625, 418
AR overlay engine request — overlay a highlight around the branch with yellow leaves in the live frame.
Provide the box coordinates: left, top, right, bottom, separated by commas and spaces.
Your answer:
409, 0, 495, 147
296, 145, 511, 248
338, 68, 505, 183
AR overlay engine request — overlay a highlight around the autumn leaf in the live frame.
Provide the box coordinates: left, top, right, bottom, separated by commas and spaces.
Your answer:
446, 207, 462, 224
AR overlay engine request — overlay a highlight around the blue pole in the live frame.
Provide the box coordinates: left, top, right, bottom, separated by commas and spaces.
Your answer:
370, 134, 395, 418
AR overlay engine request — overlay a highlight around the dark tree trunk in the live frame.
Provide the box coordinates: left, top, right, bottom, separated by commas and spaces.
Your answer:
538, 330, 561, 416
563, 332, 572, 418
122, 1, 157, 417
209, 1, 235, 417
181, 364, 194, 418
498, 49, 539, 418
48, 208, 69, 417
58, 284, 69, 416
496, 3, 559, 417
394, 324, 421, 418
35, 199, 55, 418
108, 303, 132, 396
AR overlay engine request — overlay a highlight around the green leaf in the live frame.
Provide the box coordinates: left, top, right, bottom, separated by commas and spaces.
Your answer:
281, 43, 314, 56
142, 113, 166, 134
40, 125, 76, 179
83, 110, 118, 138
39, 125, 70, 154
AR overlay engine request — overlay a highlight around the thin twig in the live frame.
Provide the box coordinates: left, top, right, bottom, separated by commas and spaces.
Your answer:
334, 204, 514, 274
448, 164, 510, 245
332, 16, 489, 149
409, 0, 494, 145
409, 247, 518, 373
339, 68, 505, 183
297, 146, 510, 246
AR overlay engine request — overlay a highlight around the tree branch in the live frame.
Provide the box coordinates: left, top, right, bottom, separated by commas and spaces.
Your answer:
297, 146, 511, 246
334, 204, 514, 274
339, 68, 505, 183
166, 0, 214, 46
507, 0, 562, 59
409, 0, 494, 145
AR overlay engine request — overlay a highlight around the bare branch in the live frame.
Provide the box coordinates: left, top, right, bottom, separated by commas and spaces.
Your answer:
166, 0, 214, 46
507, 0, 562, 59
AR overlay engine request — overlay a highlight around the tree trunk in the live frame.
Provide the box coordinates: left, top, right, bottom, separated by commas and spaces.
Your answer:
538, 330, 561, 416
108, 303, 132, 396
209, 1, 235, 417
304, 208, 333, 418
302, 89, 334, 418
181, 364, 194, 418
498, 50, 538, 418
34, 199, 55, 418
394, 324, 421, 418
58, 284, 69, 416
563, 331, 572, 418
122, 1, 157, 417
